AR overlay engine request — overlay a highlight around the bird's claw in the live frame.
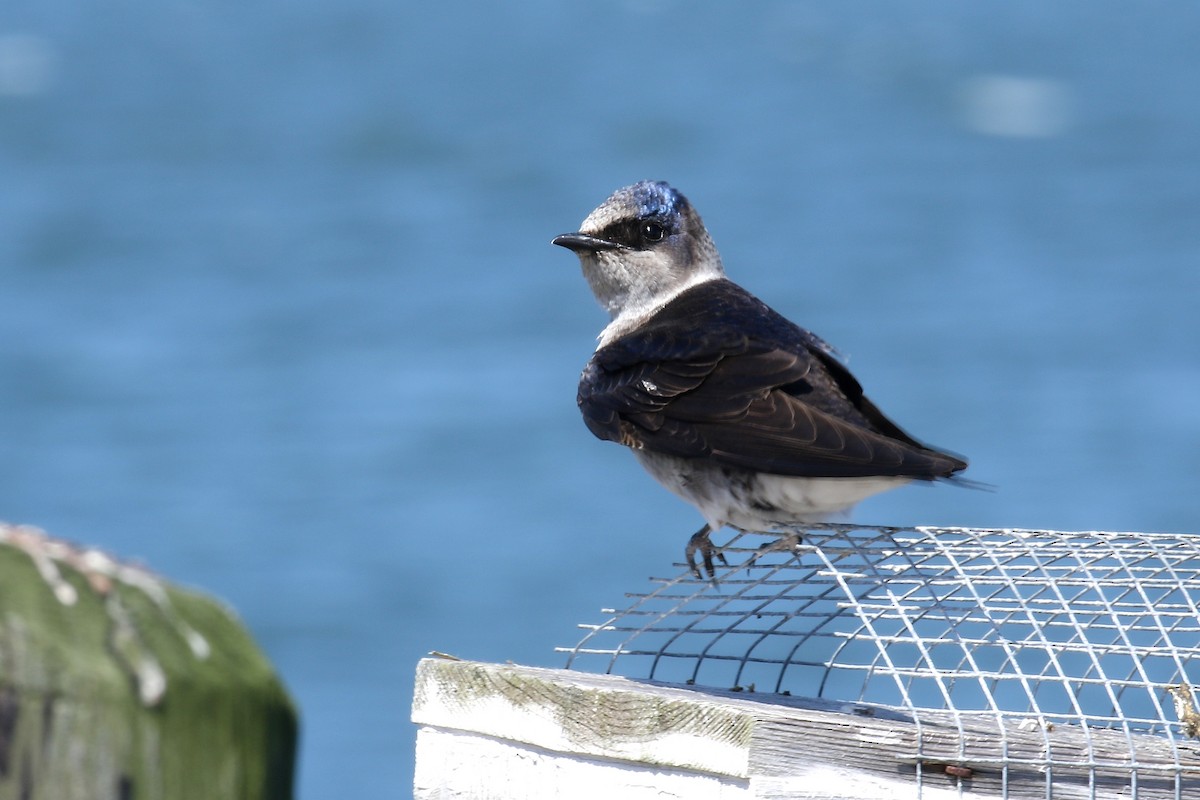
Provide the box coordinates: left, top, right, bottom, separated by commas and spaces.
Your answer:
747, 531, 804, 570
685, 526, 728, 580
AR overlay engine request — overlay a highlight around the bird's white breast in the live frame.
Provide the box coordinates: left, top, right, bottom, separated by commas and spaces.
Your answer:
633, 449, 909, 532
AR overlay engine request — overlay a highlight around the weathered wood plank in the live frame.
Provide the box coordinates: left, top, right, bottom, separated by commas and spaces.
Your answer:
413, 658, 1200, 799
415, 727, 749, 799
413, 656, 756, 779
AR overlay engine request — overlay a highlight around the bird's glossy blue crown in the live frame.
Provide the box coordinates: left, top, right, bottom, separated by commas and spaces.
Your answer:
627, 180, 690, 221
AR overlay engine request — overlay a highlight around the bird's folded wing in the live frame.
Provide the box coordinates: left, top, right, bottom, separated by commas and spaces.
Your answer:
579, 344, 964, 479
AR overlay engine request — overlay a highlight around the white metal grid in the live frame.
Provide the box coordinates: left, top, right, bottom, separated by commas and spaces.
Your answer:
560, 524, 1200, 797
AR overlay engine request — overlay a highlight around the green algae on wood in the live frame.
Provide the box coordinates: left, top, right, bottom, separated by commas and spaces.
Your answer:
0, 523, 297, 800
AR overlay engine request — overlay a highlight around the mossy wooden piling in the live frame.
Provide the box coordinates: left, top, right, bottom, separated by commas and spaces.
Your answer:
0, 523, 296, 800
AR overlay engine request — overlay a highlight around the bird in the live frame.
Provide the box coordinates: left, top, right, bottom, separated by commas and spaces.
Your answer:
553, 180, 968, 578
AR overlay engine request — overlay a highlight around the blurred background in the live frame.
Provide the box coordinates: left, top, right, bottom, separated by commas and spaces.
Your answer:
2, 1, 1198, 796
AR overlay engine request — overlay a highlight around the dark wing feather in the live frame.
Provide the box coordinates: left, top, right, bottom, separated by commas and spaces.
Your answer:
577, 279, 967, 479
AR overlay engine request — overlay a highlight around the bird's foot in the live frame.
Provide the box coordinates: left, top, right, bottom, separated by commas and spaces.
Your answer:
685, 525, 728, 580
747, 531, 805, 570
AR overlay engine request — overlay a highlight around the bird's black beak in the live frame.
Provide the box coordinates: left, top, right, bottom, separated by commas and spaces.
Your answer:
552, 232, 624, 253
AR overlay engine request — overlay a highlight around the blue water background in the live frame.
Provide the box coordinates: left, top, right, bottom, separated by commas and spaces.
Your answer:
3, 2, 1199, 796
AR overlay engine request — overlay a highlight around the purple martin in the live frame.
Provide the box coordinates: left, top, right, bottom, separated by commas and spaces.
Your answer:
553, 181, 967, 577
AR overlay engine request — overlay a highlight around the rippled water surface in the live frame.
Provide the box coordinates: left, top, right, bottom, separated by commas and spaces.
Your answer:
3, 2, 1199, 796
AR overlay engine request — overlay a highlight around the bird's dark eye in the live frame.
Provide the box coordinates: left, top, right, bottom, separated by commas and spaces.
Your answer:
641, 221, 665, 242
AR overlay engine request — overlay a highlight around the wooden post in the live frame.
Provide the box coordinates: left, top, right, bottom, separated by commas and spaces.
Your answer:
412, 657, 1200, 799
0, 524, 297, 800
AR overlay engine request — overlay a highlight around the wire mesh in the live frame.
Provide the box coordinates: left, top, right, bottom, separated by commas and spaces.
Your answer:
559, 524, 1200, 798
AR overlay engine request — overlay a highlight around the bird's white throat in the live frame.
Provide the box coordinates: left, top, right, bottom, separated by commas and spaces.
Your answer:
596, 270, 722, 347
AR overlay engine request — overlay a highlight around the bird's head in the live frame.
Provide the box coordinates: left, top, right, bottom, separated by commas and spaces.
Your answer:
553, 181, 724, 322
